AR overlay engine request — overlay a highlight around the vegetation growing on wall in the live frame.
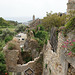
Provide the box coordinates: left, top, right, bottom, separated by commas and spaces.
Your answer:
64, 16, 75, 33
32, 25, 49, 52
59, 16, 75, 37
62, 40, 75, 55
8, 42, 15, 50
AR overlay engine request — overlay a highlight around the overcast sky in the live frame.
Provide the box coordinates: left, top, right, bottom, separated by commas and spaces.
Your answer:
0, 0, 68, 22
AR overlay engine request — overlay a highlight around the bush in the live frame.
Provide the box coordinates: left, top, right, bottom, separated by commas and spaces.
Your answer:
7, 41, 20, 50
65, 16, 75, 32
38, 40, 44, 47
42, 12, 66, 31
8, 43, 15, 50
32, 29, 35, 36
15, 24, 26, 33
5, 36, 13, 43
0, 52, 7, 74
33, 31, 49, 51
0, 30, 2, 34
62, 40, 75, 55
0, 52, 5, 64
37, 24, 45, 31
61, 17, 75, 37
1, 29, 14, 40
0, 40, 5, 51
35, 31, 48, 41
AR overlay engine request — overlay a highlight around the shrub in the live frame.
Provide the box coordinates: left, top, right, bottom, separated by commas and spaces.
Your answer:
42, 12, 66, 31
1, 29, 14, 40
45, 39, 47, 45
37, 24, 45, 31
7, 41, 20, 50
8, 43, 15, 50
15, 24, 26, 33
0, 52, 5, 64
38, 40, 44, 47
5, 36, 13, 43
62, 40, 75, 56
28, 29, 30, 33
64, 17, 75, 33
0, 30, 2, 34
0, 52, 7, 74
32, 29, 35, 36
0, 40, 5, 51
35, 31, 48, 41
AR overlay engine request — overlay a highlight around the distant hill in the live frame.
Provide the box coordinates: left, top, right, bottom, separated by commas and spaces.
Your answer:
0, 17, 10, 27
8, 20, 18, 26
0, 17, 18, 28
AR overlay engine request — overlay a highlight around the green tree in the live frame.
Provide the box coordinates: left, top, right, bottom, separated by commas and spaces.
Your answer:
42, 12, 66, 31
1, 29, 14, 40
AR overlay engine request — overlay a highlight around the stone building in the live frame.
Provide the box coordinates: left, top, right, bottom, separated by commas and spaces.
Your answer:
67, 0, 75, 14
33, 15, 35, 21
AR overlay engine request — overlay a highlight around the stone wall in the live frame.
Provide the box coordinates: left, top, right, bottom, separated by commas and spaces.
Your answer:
3, 46, 19, 71
29, 18, 41, 28
43, 30, 75, 75
67, 0, 75, 14
16, 53, 43, 75
24, 38, 39, 59
4, 45, 43, 75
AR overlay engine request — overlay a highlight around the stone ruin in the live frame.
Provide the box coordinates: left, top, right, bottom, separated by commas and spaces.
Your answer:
3, 1, 75, 75
43, 29, 75, 75
3, 39, 43, 75
67, 0, 75, 14
3, 27, 75, 75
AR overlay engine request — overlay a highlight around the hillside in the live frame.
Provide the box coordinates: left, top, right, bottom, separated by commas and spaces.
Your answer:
0, 17, 18, 28
0, 17, 10, 27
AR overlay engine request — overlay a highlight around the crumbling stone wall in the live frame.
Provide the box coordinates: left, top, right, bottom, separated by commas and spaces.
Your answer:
3, 44, 43, 75
43, 30, 75, 75
29, 18, 41, 28
24, 38, 39, 59
16, 53, 43, 75
67, 0, 75, 14
3, 46, 19, 71
43, 41, 63, 75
